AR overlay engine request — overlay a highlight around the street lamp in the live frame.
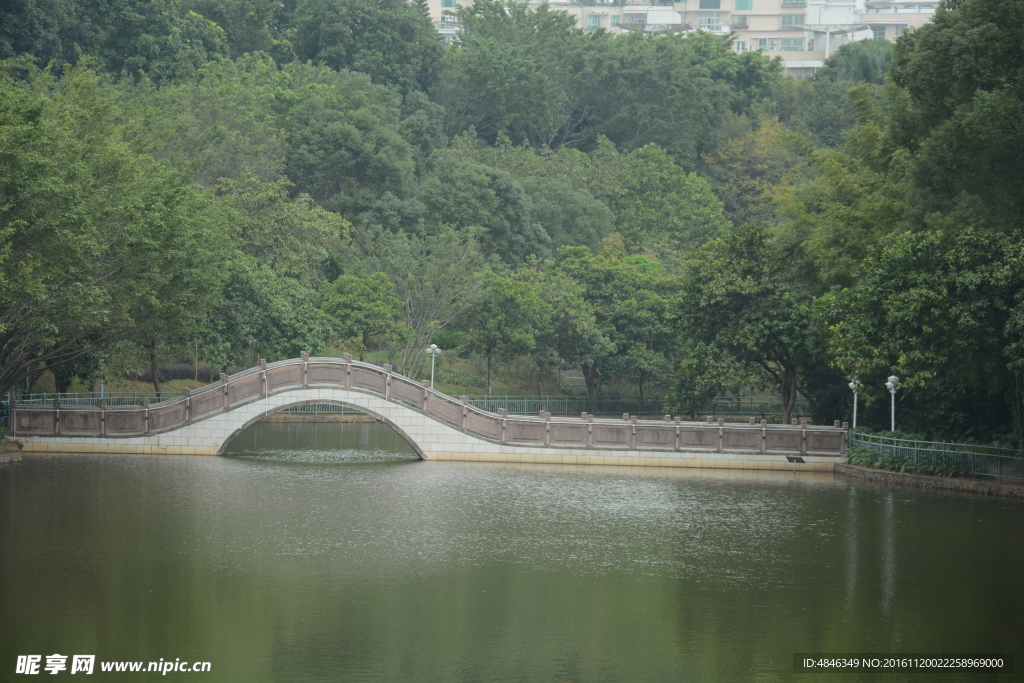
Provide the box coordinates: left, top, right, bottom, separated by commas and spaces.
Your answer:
885, 375, 901, 432
426, 344, 442, 389
847, 379, 861, 429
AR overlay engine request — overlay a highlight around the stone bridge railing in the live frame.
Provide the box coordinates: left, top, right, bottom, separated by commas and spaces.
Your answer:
9, 355, 848, 456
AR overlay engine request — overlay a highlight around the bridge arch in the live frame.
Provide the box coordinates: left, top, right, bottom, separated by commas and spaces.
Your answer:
218, 397, 427, 459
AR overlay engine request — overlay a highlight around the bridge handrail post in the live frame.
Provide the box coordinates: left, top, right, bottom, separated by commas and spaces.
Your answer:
674, 416, 681, 452
586, 413, 593, 447
9, 394, 15, 438
383, 364, 392, 400
53, 398, 61, 435
343, 353, 352, 388
460, 395, 468, 431
717, 418, 724, 453
301, 352, 309, 387
543, 410, 551, 446
182, 388, 192, 423
629, 415, 637, 449
259, 359, 267, 399
98, 399, 106, 436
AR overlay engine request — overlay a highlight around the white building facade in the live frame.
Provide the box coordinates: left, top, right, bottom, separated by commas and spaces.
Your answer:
426, 0, 938, 77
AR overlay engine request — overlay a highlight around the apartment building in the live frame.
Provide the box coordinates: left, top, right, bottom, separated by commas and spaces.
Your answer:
426, 0, 938, 77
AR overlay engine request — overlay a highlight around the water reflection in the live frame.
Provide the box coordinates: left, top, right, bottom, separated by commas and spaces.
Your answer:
1, 422, 1022, 683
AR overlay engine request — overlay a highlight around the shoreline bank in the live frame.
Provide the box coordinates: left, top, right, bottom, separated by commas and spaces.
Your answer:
834, 463, 1024, 498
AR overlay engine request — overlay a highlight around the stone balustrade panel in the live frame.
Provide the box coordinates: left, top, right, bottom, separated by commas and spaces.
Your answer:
229, 375, 263, 404
107, 411, 145, 435
807, 431, 844, 454
636, 426, 675, 449
309, 364, 346, 384
507, 421, 544, 443
150, 404, 186, 431
390, 380, 424, 408
766, 431, 801, 452
467, 413, 500, 439
428, 399, 462, 426
551, 424, 587, 445
351, 368, 385, 392
15, 411, 54, 434
60, 410, 101, 434
592, 425, 629, 446
267, 366, 301, 392
723, 430, 761, 451
190, 391, 223, 419
679, 428, 718, 450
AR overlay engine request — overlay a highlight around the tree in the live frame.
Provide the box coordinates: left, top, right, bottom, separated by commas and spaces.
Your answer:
217, 174, 349, 287
670, 224, 814, 423
0, 64, 232, 398
616, 144, 729, 255
821, 229, 1024, 438
284, 63, 417, 218
293, 0, 444, 93
419, 152, 550, 264
518, 269, 611, 395
352, 225, 489, 380
463, 274, 550, 394
886, 0, 1024, 232
551, 239, 675, 400
813, 39, 894, 85
322, 272, 410, 360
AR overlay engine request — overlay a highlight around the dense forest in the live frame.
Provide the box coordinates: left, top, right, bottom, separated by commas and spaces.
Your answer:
1, 0, 1022, 440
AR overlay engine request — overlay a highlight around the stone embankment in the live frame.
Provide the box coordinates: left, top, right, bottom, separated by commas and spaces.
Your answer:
834, 463, 1024, 499
1, 440, 22, 464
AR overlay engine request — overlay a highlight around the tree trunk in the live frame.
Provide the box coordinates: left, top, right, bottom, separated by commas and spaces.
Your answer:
486, 353, 493, 395
582, 362, 598, 401
147, 342, 162, 397
781, 364, 797, 424
536, 358, 545, 396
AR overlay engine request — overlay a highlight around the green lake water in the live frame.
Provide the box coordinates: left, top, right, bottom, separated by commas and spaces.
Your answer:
1, 421, 1022, 682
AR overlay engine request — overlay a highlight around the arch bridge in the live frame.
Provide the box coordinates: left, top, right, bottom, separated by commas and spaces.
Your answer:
9, 355, 847, 471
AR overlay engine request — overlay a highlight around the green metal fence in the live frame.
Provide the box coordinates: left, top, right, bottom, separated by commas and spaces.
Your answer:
850, 432, 1024, 481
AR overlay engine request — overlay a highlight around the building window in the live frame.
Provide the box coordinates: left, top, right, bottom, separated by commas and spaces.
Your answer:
757, 37, 768, 49
872, 26, 886, 39
732, 14, 747, 27
699, 12, 721, 30
699, 0, 720, 8
587, 14, 601, 28
780, 37, 804, 50
611, 15, 620, 27
895, 24, 908, 36
734, 0, 752, 8
735, 41, 747, 51
441, 0, 456, 7
780, 14, 804, 28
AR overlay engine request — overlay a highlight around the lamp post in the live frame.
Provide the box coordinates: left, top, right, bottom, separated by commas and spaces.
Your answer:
848, 379, 861, 429
426, 344, 442, 389
885, 375, 901, 432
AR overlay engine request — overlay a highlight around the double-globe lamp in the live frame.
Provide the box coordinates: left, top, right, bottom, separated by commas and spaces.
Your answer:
426, 344, 442, 389
885, 375, 901, 432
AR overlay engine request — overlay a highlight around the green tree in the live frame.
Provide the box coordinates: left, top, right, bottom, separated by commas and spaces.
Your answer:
463, 274, 550, 394
0, 64, 233, 397
821, 229, 1024, 438
814, 39, 895, 85
419, 152, 550, 264
353, 225, 489, 380
322, 272, 410, 360
551, 239, 675, 400
617, 144, 729, 255
670, 224, 815, 423
293, 0, 444, 93
886, 0, 1024, 232
217, 174, 349, 287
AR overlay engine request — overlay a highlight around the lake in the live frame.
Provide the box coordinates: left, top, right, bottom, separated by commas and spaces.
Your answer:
1, 421, 1021, 682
